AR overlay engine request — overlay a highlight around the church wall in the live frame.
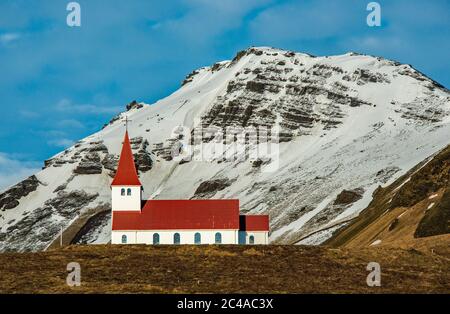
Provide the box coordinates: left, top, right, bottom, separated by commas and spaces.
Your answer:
112, 230, 239, 244
112, 231, 137, 244
111, 186, 141, 211
238, 231, 269, 244
112, 230, 269, 245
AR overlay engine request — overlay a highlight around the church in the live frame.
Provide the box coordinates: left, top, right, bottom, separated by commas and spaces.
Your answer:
111, 131, 269, 245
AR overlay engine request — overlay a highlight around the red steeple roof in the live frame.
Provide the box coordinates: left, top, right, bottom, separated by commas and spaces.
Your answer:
111, 131, 142, 186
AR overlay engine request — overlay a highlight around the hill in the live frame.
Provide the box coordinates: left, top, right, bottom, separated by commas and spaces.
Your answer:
0, 244, 448, 293
326, 144, 450, 248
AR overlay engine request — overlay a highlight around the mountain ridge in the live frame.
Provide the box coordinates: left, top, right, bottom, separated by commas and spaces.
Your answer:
1, 46, 449, 252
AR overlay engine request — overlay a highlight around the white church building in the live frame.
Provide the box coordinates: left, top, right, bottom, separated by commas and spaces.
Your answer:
111, 131, 270, 245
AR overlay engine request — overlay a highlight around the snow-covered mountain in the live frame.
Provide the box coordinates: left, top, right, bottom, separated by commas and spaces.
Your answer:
1, 46, 449, 252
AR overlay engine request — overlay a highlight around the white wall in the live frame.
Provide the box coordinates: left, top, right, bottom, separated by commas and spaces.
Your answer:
112, 230, 239, 244
112, 231, 137, 244
112, 230, 269, 245
238, 231, 269, 245
111, 186, 141, 211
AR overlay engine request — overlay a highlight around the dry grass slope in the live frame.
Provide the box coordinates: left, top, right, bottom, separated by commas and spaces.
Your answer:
0, 244, 448, 294
327, 145, 450, 248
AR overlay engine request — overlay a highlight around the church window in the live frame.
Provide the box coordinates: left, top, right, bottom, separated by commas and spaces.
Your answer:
215, 232, 222, 244
249, 235, 255, 244
127, 188, 131, 196
121, 235, 127, 244
121, 188, 125, 196
174, 233, 181, 244
194, 232, 201, 244
153, 233, 160, 245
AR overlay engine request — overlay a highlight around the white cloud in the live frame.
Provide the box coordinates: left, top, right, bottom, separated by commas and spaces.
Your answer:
346, 36, 405, 51
56, 119, 85, 129
47, 138, 74, 148
156, 0, 273, 47
248, 1, 358, 42
0, 153, 40, 192
19, 109, 40, 119
55, 99, 122, 115
0, 32, 21, 45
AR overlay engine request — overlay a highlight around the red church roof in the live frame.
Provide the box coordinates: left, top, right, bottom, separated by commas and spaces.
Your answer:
112, 199, 240, 230
111, 131, 142, 186
239, 215, 270, 231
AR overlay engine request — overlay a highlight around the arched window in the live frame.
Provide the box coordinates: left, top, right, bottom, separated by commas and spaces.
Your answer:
121, 188, 125, 196
121, 235, 127, 244
215, 232, 222, 244
127, 188, 131, 196
194, 232, 201, 244
249, 235, 255, 244
153, 233, 160, 245
173, 233, 181, 244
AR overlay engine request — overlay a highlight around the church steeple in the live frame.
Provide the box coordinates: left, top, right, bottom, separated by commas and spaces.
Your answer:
111, 130, 142, 212
111, 131, 141, 186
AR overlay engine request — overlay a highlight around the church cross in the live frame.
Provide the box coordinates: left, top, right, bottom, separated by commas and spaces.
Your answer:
124, 116, 132, 131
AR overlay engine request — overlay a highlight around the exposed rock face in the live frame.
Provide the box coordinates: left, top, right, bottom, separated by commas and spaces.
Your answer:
130, 137, 153, 172
102, 154, 119, 176
126, 100, 144, 111
73, 152, 103, 174
182, 69, 200, 86
0, 176, 41, 211
334, 189, 364, 206
45, 190, 99, 219
134, 150, 153, 172
71, 210, 111, 244
0, 190, 98, 252
193, 179, 232, 198
199, 49, 376, 145
1, 206, 55, 252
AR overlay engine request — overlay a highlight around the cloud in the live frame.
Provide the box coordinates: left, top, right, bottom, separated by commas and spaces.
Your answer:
0, 32, 21, 45
0, 153, 40, 192
55, 99, 122, 115
47, 138, 74, 148
345, 35, 405, 51
19, 109, 40, 119
56, 119, 85, 129
161, 0, 273, 42
248, 0, 360, 42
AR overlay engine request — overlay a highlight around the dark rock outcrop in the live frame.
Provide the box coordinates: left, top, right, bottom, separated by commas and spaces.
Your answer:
193, 178, 232, 198
126, 100, 143, 111
131, 137, 153, 172
334, 189, 364, 206
0, 175, 41, 211
71, 210, 111, 244
45, 190, 99, 219
73, 152, 103, 175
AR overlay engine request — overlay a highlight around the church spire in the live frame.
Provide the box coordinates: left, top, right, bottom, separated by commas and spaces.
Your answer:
111, 131, 142, 186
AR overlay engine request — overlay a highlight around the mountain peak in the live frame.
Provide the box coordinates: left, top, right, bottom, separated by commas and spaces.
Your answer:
1, 46, 449, 252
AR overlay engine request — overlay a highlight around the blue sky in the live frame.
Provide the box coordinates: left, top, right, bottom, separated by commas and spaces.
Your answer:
0, 0, 449, 190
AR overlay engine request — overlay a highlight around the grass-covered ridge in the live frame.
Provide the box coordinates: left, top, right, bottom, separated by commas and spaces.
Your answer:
0, 244, 448, 293
327, 145, 450, 247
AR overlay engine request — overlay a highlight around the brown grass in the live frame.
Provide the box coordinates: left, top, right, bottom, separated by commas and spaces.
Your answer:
0, 244, 448, 294
327, 145, 450, 247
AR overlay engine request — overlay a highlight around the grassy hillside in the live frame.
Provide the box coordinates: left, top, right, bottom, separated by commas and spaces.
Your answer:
327, 145, 450, 248
0, 244, 448, 293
